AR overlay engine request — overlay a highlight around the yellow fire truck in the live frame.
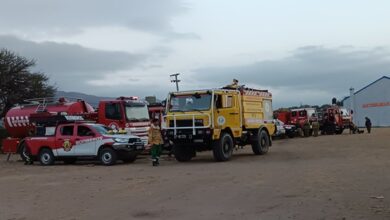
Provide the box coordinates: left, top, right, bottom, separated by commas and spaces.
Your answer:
163, 86, 275, 162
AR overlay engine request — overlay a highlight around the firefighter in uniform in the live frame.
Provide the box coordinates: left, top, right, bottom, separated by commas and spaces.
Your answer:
312, 120, 319, 137
303, 119, 311, 137
295, 121, 303, 137
226, 79, 239, 89
365, 117, 372, 133
148, 119, 164, 166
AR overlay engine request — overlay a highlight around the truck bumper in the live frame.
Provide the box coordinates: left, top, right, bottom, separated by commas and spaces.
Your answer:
112, 142, 144, 152
166, 128, 212, 144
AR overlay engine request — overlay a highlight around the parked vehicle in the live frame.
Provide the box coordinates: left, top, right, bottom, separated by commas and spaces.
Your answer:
319, 106, 345, 135
273, 119, 297, 138
275, 108, 316, 136
2, 96, 150, 161
163, 86, 275, 162
24, 114, 144, 165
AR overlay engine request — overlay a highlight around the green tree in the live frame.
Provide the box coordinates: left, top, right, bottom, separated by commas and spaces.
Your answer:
0, 49, 56, 117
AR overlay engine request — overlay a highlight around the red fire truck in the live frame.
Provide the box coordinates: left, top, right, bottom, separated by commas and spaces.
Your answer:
23, 114, 144, 165
319, 106, 345, 135
275, 108, 318, 137
2, 97, 150, 160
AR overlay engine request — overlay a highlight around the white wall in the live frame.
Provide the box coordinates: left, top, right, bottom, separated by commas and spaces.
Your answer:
344, 77, 390, 127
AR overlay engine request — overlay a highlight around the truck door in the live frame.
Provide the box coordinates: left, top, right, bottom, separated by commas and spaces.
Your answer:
103, 102, 125, 131
55, 125, 76, 156
215, 93, 241, 137
74, 125, 97, 156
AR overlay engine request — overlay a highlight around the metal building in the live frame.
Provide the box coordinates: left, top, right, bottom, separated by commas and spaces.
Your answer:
343, 76, 390, 127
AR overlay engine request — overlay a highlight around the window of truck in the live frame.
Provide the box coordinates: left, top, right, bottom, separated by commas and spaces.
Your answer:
60, 125, 74, 136
77, 126, 94, 136
125, 103, 149, 122
105, 103, 122, 120
299, 111, 307, 117
170, 94, 212, 112
215, 95, 233, 108
45, 127, 56, 136
291, 111, 297, 117
90, 124, 111, 135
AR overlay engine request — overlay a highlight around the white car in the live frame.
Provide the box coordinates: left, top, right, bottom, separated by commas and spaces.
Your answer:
274, 119, 286, 136
273, 119, 297, 138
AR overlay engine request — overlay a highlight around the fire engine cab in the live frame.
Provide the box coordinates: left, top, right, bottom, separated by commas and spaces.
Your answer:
24, 114, 144, 166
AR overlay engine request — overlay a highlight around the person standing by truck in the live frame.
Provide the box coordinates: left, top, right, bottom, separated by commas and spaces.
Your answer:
148, 118, 164, 166
365, 117, 372, 134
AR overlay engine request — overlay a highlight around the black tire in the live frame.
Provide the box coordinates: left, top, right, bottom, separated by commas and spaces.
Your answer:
287, 132, 295, 138
174, 144, 193, 162
99, 148, 117, 166
251, 129, 270, 155
122, 153, 138, 163
212, 132, 234, 162
39, 148, 55, 166
19, 141, 27, 162
63, 158, 77, 164
335, 127, 344, 134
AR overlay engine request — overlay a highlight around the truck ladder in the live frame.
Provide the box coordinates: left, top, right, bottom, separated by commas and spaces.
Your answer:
35, 99, 47, 112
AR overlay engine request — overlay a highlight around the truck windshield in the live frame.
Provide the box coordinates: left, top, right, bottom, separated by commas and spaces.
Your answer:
169, 94, 211, 112
91, 124, 111, 135
125, 104, 150, 122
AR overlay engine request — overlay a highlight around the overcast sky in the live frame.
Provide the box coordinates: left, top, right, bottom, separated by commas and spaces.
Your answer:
1, 0, 389, 107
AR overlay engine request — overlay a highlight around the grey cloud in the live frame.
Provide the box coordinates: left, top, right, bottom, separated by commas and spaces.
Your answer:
0, 0, 198, 39
193, 46, 390, 106
0, 35, 146, 90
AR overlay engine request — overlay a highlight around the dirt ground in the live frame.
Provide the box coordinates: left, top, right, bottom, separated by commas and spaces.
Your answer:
1, 128, 390, 220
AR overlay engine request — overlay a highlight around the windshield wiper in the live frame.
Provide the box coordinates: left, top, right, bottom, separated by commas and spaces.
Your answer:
191, 108, 206, 114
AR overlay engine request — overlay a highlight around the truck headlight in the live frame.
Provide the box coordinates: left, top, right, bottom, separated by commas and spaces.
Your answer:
114, 138, 128, 143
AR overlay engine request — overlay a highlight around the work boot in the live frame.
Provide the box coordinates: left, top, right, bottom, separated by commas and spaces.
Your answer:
24, 160, 33, 165
152, 158, 158, 166
156, 158, 160, 166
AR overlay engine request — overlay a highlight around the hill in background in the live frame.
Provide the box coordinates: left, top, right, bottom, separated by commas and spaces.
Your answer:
56, 91, 113, 107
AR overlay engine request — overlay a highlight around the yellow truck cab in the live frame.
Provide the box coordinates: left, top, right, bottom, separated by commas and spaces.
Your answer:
163, 86, 275, 162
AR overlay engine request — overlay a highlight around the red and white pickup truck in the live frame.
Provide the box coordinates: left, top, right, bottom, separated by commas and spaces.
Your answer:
25, 121, 144, 166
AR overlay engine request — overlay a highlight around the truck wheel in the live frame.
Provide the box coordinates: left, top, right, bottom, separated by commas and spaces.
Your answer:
39, 148, 55, 166
287, 132, 295, 138
174, 144, 193, 162
99, 148, 117, 166
252, 129, 270, 155
19, 142, 27, 162
335, 127, 344, 134
122, 153, 138, 163
212, 132, 233, 162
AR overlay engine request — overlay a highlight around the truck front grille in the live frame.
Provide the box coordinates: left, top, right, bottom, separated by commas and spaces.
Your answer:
169, 120, 203, 127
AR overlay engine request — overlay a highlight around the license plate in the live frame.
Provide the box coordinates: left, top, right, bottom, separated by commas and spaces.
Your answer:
178, 134, 186, 139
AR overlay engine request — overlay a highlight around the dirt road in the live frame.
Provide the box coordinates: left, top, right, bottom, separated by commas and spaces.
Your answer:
1, 128, 390, 220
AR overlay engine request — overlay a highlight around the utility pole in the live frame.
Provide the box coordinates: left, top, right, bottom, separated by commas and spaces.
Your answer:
170, 73, 181, 92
